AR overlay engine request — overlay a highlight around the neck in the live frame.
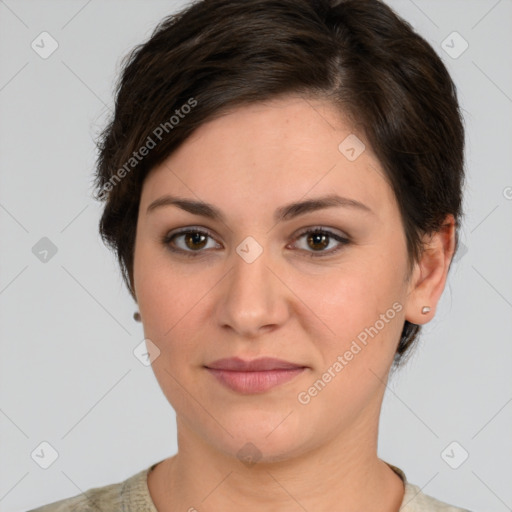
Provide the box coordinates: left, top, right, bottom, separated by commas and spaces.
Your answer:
149, 413, 404, 512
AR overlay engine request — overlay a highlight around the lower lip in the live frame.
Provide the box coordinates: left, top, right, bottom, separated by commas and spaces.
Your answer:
206, 368, 306, 394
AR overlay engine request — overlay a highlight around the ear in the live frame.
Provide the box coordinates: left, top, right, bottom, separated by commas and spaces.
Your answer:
404, 214, 456, 325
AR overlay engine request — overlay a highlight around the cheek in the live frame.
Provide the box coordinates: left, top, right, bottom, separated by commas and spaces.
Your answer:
134, 251, 205, 409
290, 248, 408, 397
302, 255, 405, 338
292, 268, 405, 423
134, 241, 193, 330
133, 242, 218, 371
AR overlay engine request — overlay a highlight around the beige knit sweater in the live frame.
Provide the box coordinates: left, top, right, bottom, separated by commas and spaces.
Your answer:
28, 461, 472, 511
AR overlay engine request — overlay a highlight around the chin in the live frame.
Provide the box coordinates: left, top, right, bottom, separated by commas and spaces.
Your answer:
202, 412, 317, 465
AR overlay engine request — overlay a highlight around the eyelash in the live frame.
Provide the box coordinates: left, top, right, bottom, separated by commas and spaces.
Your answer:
162, 226, 350, 259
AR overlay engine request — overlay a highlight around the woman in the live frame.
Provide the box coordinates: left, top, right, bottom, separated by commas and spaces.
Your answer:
30, 0, 471, 510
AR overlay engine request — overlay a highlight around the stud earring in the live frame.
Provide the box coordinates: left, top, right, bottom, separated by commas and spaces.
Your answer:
421, 306, 431, 314
133, 311, 142, 322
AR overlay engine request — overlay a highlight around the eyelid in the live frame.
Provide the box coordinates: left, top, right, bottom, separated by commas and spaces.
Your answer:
291, 225, 349, 240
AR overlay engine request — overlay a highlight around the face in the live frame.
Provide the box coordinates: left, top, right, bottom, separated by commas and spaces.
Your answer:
133, 95, 415, 463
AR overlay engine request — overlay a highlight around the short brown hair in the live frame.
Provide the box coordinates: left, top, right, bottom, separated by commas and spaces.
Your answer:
93, 0, 465, 366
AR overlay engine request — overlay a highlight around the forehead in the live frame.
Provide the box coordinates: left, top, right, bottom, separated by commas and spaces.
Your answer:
140, 96, 396, 220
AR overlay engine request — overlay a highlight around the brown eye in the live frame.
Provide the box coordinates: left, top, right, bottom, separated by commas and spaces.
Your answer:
291, 228, 350, 258
306, 232, 330, 251
183, 232, 208, 250
163, 228, 221, 256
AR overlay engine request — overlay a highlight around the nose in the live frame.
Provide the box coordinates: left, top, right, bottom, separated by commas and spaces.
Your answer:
215, 244, 290, 338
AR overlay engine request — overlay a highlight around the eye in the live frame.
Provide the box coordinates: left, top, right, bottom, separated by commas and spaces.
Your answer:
162, 228, 221, 256
162, 226, 350, 258
290, 227, 350, 257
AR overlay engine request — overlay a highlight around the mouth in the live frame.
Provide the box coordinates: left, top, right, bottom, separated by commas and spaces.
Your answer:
204, 357, 307, 394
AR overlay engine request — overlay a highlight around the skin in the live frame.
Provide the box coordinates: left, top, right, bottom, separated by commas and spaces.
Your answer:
132, 95, 456, 512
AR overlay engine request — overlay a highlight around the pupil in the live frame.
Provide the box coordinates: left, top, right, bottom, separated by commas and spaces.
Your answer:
308, 233, 328, 250
186, 232, 207, 250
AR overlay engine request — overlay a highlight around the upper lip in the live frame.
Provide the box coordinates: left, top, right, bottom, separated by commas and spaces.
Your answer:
205, 357, 305, 371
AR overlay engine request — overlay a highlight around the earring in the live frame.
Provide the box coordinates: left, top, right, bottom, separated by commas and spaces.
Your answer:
421, 306, 431, 314
133, 311, 141, 322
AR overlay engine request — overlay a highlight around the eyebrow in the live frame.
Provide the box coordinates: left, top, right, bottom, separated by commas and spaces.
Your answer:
146, 193, 374, 223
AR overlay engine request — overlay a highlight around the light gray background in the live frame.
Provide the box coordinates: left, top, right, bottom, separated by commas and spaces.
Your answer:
1, 1, 511, 511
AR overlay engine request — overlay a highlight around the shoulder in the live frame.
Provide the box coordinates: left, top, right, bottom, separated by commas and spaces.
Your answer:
26, 480, 124, 512
402, 482, 473, 512
387, 464, 472, 512
26, 466, 157, 512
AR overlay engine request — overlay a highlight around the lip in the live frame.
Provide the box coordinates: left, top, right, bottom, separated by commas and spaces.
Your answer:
206, 357, 305, 371
205, 357, 307, 394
